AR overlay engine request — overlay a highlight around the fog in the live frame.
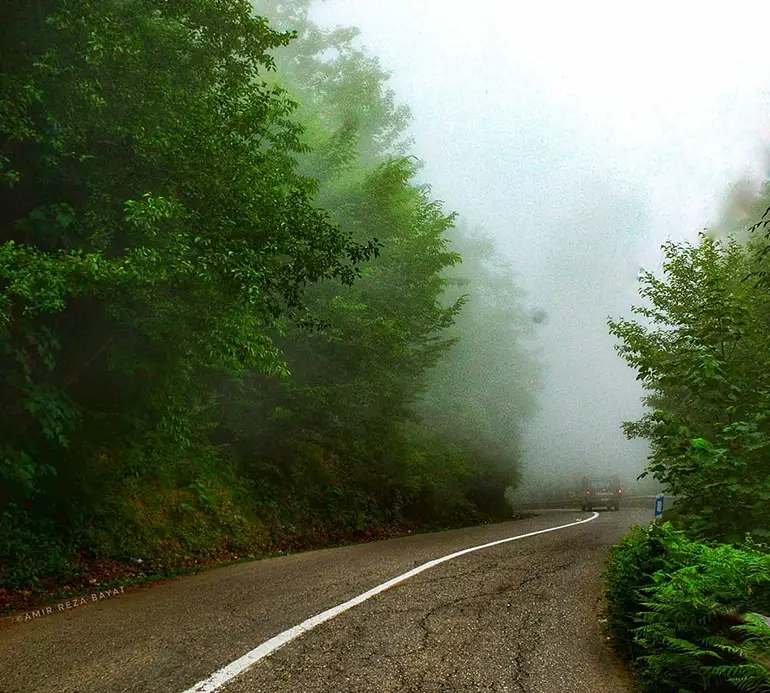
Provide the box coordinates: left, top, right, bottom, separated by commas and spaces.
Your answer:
311, 0, 770, 493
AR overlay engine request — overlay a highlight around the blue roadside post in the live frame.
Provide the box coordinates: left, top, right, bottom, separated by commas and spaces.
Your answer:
653, 493, 664, 520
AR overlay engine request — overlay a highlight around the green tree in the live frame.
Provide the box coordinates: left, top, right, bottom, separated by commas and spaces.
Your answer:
0, 0, 374, 584
217, 0, 475, 533
609, 234, 770, 542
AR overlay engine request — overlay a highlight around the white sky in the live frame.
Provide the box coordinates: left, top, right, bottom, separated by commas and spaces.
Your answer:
311, 0, 770, 486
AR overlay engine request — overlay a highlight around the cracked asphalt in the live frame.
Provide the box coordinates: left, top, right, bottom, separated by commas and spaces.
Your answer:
1, 509, 645, 693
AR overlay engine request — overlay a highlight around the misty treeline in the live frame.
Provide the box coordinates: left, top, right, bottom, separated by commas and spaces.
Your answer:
609, 180, 770, 544
0, 0, 540, 588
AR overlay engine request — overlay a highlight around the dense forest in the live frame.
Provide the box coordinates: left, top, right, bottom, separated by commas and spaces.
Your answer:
0, 0, 541, 591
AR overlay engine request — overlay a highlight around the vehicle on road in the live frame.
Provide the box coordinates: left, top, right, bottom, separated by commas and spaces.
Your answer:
579, 475, 622, 511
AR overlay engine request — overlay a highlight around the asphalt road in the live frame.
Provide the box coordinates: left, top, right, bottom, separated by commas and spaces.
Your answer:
1, 508, 648, 693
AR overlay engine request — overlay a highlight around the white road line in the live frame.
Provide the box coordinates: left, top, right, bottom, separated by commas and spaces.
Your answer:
181, 512, 600, 693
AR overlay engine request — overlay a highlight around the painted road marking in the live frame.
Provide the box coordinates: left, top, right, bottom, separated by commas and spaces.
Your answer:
181, 512, 600, 693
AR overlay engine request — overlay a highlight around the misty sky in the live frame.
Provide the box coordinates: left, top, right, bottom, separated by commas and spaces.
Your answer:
311, 0, 770, 487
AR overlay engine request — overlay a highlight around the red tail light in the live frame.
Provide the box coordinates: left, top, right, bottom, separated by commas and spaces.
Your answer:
586, 490, 591, 495
618, 488, 623, 495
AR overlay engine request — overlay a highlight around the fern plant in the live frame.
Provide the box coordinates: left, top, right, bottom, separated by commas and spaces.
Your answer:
605, 523, 770, 692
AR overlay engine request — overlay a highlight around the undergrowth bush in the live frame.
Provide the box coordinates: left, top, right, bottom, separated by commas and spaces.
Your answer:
0, 447, 270, 590
604, 522, 770, 693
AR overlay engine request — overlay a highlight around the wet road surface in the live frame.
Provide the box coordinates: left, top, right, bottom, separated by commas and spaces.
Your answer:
1, 509, 646, 693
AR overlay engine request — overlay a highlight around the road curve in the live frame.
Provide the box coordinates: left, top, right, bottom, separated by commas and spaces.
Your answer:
1, 509, 647, 693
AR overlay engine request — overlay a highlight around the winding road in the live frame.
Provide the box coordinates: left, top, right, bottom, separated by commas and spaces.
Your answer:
1, 509, 647, 692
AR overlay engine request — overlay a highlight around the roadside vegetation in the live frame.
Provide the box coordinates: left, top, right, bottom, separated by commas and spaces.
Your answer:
0, 0, 540, 600
604, 189, 770, 691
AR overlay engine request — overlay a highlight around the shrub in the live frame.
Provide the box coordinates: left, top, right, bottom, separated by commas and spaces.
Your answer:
604, 522, 770, 693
